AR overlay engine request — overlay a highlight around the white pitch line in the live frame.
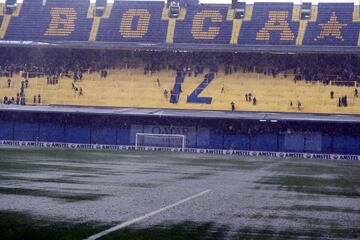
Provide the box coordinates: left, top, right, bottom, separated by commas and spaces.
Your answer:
84, 189, 211, 240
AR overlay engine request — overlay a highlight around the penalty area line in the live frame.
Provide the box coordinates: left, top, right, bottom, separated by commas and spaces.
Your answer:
84, 189, 212, 240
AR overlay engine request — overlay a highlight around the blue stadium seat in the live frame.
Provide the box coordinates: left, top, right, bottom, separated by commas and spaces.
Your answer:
173, 4, 232, 44
303, 3, 359, 46
5, 0, 92, 41
97, 1, 167, 43
239, 3, 299, 45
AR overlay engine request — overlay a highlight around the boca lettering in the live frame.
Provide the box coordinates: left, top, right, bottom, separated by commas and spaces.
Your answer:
44, 8, 77, 37
191, 10, 223, 40
256, 11, 295, 41
119, 9, 151, 38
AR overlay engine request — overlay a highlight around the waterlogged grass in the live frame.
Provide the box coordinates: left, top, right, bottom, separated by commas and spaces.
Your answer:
233, 226, 360, 240
0, 211, 108, 240
273, 161, 360, 179
263, 205, 360, 214
105, 222, 229, 240
0, 187, 107, 202
1, 211, 359, 240
257, 175, 360, 197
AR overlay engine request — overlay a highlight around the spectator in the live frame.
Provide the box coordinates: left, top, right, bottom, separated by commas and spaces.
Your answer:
156, 78, 160, 87
231, 101, 235, 111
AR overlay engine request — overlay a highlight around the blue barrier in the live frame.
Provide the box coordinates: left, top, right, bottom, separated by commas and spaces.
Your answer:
39, 123, 65, 142
91, 127, 117, 145
14, 122, 39, 141
250, 133, 278, 151
65, 125, 91, 144
0, 121, 13, 140
0, 111, 359, 155
224, 134, 250, 150
333, 135, 360, 154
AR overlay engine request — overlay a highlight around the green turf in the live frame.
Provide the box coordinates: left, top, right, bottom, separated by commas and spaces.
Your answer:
257, 175, 360, 197
2, 211, 359, 240
0, 148, 359, 240
0, 187, 107, 202
0, 211, 108, 240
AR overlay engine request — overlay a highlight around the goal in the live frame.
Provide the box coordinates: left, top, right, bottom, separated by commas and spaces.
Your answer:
135, 133, 186, 150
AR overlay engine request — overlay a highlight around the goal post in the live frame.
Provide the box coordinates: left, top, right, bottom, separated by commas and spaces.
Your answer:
135, 133, 186, 151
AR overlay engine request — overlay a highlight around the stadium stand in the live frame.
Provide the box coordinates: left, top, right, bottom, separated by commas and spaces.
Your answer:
303, 3, 360, 46
238, 3, 299, 45
173, 4, 232, 44
96, 1, 167, 43
1, 52, 359, 115
5, 0, 92, 41
0, 1, 357, 49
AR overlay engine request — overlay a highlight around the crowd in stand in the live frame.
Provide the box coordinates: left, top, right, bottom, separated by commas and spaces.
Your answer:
0, 47, 359, 109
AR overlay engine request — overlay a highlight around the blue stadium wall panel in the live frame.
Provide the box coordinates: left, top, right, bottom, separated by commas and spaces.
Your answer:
91, 127, 117, 145
0, 121, 13, 140
96, 1, 167, 43
303, 3, 360, 46
13, 122, 39, 141
39, 123, 65, 142
250, 133, 278, 151
65, 125, 91, 144
5, 0, 92, 41
209, 129, 223, 149
238, 3, 299, 45
333, 135, 360, 155
0, 111, 359, 155
223, 134, 250, 150
173, 5, 232, 44
117, 127, 131, 145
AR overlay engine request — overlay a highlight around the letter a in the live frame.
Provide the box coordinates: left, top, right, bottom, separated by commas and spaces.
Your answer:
256, 11, 294, 41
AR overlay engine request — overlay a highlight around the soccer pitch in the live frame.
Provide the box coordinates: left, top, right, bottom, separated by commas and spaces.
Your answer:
0, 148, 359, 240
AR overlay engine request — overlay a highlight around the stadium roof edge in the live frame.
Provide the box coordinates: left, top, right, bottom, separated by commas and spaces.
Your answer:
1, 105, 360, 123
1, 41, 359, 54
11, 0, 360, 5
113, 0, 359, 5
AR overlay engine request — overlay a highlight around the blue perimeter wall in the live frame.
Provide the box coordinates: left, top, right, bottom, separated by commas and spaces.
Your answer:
0, 110, 359, 155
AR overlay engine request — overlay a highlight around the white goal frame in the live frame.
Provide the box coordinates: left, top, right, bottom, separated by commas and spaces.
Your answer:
135, 133, 186, 151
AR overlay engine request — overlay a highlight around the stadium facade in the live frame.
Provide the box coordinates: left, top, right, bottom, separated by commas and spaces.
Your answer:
0, 0, 359, 157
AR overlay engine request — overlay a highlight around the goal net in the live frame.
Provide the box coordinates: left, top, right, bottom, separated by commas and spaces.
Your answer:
135, 133, 185, 150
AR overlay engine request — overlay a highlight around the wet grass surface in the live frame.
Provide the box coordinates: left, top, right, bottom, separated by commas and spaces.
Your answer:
0, 211, 107, 240
257, 172, 360, 197
0, 148, 360, 239
1, 211, 359, 240
0, 187, 107, 202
